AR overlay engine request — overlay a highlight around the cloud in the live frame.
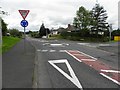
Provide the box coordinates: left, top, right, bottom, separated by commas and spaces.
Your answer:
1, 0, 119, 30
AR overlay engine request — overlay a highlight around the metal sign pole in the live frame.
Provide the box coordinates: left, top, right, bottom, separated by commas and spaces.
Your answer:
24, 27, 26, 53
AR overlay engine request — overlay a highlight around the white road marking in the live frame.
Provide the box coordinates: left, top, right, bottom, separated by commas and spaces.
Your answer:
99, 44, 110, 46
50, 44, 64, 47
101, 70, 120, 73
59, 50, 66, 52
54, 40, 58, 41
77, 43, 89, 45
37, 50, 41, 52
49, 50, 56, 52
67, 50, 79, 52
37, 49, 66, 53
78, 51, 97, 60
48, 59, 83, 89
40, 40, 49, 42
41, 50, 48, 52
65, 50, 82, 62
77, 43, 97, 48
100, 73, 120, 85
62, 43, 69, 46
81, 59, 96, 61
43, 43, 50, 46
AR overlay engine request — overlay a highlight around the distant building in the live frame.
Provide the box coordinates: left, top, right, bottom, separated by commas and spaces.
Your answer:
118, 1, 120, 29
66, 24, 75, 32
51, 29, 58, 35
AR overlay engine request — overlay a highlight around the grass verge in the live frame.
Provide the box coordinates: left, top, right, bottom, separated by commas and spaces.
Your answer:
2, 36, 21, 53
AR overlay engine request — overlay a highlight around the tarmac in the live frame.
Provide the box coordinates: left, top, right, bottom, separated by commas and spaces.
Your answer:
2, 39, 35, 88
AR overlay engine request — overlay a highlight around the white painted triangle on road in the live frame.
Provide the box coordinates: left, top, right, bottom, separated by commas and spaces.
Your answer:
48, 59, 83, 89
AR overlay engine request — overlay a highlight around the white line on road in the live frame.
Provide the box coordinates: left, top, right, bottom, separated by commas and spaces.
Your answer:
37, 49, 66, 53
48, 59, 83, 89
65, 50, 82, 62
37, 50, 41, 52
43, 43, 50, 45
100, 73, 120, 85
41, 50, 48, 52
78, 51, 97, 60
99, 44, 110, 46
101, 70, 120, 73
49, 50, 56, 52
59, 50, 66, 52
50, 44, 64, 47
81, 59, 96, 61
62, 43, 69, 46
77, 43, 90, 45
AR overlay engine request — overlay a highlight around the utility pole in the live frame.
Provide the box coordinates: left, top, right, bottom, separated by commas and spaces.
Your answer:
109, 24, 112, 41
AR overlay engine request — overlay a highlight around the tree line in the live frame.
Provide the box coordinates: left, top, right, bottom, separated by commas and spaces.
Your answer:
1, 18, 22, 38
60, 3, 120, 41
73, 4, 109, 38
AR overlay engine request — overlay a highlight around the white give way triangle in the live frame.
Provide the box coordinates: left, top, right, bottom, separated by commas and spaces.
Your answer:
48, 59, 83, 89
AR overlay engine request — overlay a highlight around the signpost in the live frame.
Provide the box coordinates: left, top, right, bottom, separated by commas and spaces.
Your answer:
18, 10, 30, 20
19, 10, 30, 53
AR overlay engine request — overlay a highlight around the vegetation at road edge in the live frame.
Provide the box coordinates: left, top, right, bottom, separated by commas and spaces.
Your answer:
2, 36, 21, 53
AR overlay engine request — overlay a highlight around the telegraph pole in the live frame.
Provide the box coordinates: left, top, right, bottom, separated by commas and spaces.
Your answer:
109, 24, 112, 41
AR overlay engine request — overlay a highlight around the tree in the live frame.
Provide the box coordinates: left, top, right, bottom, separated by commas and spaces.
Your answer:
39, 23, 46, 37
73, 6, 91, 30
39, 23, 50, 38
9, 28, 22, 37
1, 19, 7, 36
90, 4, 109, 37
112, 29, 120, 36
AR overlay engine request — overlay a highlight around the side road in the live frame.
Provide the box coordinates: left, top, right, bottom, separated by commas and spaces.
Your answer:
2, 39, 35, 88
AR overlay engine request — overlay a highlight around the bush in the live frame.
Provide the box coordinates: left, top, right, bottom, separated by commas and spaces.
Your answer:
9, 29, 22, 38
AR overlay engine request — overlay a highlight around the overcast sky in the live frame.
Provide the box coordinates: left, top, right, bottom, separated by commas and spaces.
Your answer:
0, 0, 119, 31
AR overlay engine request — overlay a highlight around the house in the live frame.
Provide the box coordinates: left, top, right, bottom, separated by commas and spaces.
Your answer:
51, 29, 58, 35
66, 24, 75, 32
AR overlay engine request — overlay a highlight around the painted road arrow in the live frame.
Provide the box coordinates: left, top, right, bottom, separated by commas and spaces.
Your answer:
48, 59, 83, 89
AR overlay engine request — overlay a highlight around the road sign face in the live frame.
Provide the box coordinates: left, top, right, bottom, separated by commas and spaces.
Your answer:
20, 20, 28, 27
19, 10, 30, 20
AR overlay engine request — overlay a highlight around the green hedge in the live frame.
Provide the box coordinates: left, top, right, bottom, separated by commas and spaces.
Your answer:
60, 32, 109, 42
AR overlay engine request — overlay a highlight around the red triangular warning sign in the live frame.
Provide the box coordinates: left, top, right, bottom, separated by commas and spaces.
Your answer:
19, 10, 30, 20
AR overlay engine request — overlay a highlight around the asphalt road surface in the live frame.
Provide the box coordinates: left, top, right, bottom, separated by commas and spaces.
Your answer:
27, 37, 119, 89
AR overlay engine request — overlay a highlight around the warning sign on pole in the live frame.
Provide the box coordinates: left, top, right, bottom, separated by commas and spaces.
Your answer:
18, 10, 30, 20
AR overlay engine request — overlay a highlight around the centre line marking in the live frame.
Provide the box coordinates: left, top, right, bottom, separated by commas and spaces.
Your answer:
41, 50, 48, 52
59, 50, 66, 52
49, 50, 56, 52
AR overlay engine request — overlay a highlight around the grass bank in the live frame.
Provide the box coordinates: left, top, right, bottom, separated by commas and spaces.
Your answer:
2, 36, 21, 53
